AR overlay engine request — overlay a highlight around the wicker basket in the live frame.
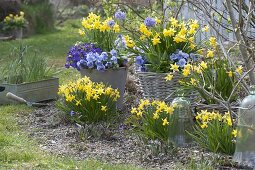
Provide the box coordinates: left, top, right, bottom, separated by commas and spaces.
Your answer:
136, 71, 197, 101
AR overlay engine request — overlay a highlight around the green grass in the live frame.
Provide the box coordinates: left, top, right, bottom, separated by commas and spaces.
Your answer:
0, 104, 143, 169
0, 19, 81, 67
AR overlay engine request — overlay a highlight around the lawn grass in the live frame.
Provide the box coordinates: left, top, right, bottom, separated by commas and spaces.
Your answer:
0, 19, 81, 67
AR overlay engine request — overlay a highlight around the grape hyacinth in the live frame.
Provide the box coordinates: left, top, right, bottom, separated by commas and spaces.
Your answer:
115, 11, 126, 20
144, 17, 156, 27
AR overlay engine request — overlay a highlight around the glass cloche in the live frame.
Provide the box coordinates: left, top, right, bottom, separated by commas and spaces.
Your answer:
233, 85, 255, 167
170, 96, 193, 146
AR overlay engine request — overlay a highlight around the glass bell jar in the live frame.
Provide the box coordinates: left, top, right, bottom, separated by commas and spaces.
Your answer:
170, 96, 193, 147
233, 85, 255, 167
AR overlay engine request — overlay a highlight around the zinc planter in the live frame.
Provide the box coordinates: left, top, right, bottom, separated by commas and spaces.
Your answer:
0, 77, 59, 105
13, 28, 23, 40
80, 67, 128, 109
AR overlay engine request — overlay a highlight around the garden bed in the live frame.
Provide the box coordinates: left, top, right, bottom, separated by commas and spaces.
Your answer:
16, 100, 242, 170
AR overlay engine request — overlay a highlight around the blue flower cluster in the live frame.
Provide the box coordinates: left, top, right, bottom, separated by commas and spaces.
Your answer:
107, 20, 115, 28
135, 56, 147, 72
65, 43, 127, 71
170, 50, 197, 68
115, 11, 126, 20
144, 17, 156, 27
114, 35, 126, 50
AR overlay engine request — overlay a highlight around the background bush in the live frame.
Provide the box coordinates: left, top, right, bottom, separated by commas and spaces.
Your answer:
21, 0, 55, 34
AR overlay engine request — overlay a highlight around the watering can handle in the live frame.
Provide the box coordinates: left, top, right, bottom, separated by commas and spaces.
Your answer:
6, 92, 27, 104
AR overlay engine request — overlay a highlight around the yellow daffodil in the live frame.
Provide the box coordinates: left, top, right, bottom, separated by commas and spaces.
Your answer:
170, 63, 179, 72
190, 78, 197, 85
227, 71, 233, 77
236, 65, 243, 74
209, 37, 217, 48
66, 95, 75, 102
165, 74, 173, 81
200, 61, 208, 69
162, 118, 169, 126
137, 111, 143, 117
163, 28, 176, 37
76, 100, 81, 106
131, 107, 137, 114
200, 123, 208, 129
165, 106, 174, 114
202, 25, 209, 32
153, 113, 159, 119
155, 17, 161, 24
182, 68, 190, 77
207, 50, 214, 58
170, 17, 178, 27
101, 105, 107, 112
232, 129, 237, 137
152, 35, 161, 45
113, 24, 120, 33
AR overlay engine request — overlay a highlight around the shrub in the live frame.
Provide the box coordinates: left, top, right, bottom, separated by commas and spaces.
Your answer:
188, 110, 236, 155
21, 0, 55, 34
57, 77, 120, 124
128, 99, 177, 144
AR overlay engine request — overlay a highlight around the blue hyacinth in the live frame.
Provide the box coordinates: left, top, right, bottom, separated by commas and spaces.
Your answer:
115, 11, 126, 20
144, 17, 156, 27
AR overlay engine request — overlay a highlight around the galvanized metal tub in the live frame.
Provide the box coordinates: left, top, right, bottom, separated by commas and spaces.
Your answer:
0, 77, 59, 104
80, 67, 128, 109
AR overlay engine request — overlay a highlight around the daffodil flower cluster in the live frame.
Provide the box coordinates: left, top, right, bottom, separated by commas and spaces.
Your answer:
129, 99, 177, 142
126, 17, 211, 73
166, 55, 241, 104
189, 109, 236, 154
58, 76, 120, 123
79, 12, 122, 52
3, 11, 27, 30
195, 110, 233, 129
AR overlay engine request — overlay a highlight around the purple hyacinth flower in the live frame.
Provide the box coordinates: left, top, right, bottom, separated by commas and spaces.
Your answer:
135, 56, 144, 66
107, 20, 115, 28
177, 58, 187, 68
115, 11, 126, 20
144, 17, 156, 27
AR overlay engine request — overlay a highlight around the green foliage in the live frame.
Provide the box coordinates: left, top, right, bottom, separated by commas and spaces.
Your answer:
21, 1, 55, 34
181, 57, 238, 104
188, 110, 236, 155
128, 99, 176, 143
1, 44, 54, 84
57, 77, 120, 123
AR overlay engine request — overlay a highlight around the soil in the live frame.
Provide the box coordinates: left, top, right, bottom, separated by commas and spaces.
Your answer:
17, 100, 237, 170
